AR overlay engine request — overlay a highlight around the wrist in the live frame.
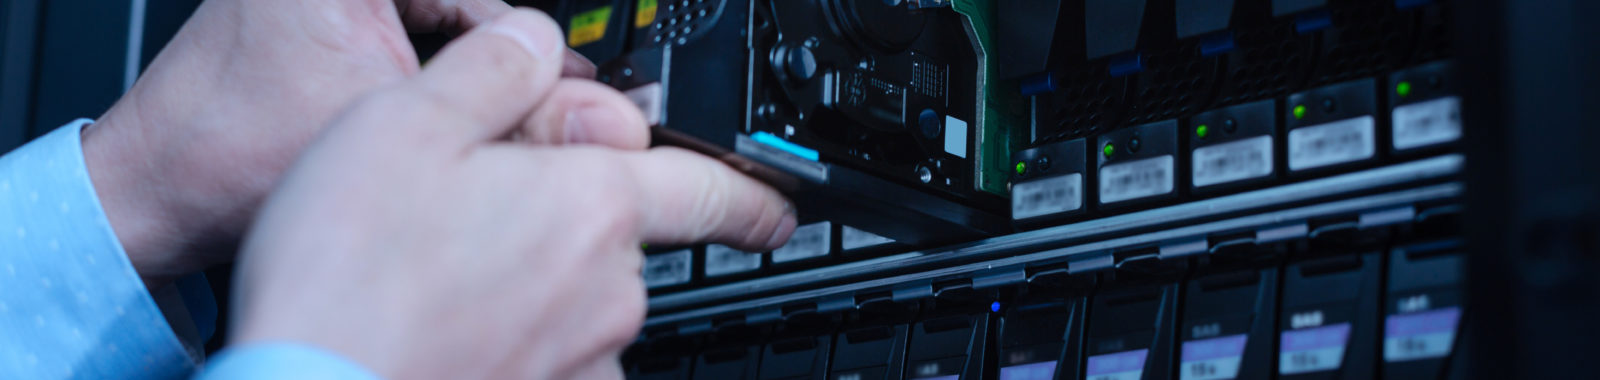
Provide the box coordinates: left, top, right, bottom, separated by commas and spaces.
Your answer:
84, 99, 206, 288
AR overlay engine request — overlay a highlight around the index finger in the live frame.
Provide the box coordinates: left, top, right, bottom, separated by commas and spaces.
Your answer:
620, 147, 798, 252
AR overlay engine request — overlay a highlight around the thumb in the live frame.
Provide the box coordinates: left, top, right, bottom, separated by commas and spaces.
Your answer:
392, 9, 567, 144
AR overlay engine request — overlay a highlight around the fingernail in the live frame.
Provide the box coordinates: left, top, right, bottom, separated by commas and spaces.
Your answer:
763, 203, 798, 249
565, 106, 619, 144
487, 14, 561, 60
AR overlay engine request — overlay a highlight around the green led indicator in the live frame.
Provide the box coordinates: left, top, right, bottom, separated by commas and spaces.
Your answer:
1293, 104, 1308, 120
1396, 81, 1412, 98
1016, 161, 1027, 175
1196, 124, 1210, 139
1103, 142, 1115, 157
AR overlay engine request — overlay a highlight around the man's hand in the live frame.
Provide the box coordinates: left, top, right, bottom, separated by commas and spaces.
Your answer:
82, 0, 597, 287
228, 9, 796, 380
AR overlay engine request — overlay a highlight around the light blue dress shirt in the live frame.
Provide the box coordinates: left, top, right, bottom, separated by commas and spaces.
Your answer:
2, 120, 379, 380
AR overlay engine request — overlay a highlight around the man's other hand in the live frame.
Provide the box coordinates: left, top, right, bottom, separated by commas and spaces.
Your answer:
84, 0, 596, 288
227, 9, 795, 380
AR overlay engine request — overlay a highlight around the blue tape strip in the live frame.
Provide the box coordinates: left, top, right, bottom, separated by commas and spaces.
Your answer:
1199, 32, 1236, 57
1295, 11, 1333, 35
1395, 0, 1433, 10
1109, 53, 1144, 77
751, 132, 820, 161
1020, 72, 1058, 96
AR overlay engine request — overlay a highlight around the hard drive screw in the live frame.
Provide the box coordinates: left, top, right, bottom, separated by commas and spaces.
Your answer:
917, 166, 934, 183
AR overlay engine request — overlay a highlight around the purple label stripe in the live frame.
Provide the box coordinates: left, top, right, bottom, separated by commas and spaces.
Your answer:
1281, 323, 1352, 352
1000, 361, 1059, 380
1087, 349, 1149, 376
1386, 307, 1462, 337
1183, 334, 1249, 362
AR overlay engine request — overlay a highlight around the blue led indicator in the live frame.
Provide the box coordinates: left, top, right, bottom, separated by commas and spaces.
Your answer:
750, 132, 820, 161
991, 301, 1002, 313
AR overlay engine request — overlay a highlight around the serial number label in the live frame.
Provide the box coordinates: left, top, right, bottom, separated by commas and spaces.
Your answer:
1087, 349, 1149, 380
641, 249, 691, 288
1278, 323, 1352, 375
772, 222, 831, 263
704, 244, 761, 277
1012, 173, 1083, 219
1392, 96, 1462, 150
1384, 307, 1462, 362
1288, 116, 1375, 171
1181, 334, 1248, 380
1100, 155, 1174, 204
1193, 135, 1274, 187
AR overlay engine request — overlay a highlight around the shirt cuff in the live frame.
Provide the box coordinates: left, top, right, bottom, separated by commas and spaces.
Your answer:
0, 120, 195, 378
198, 343, 384, 380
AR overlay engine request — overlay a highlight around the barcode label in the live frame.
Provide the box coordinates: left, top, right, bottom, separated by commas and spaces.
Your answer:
1181, 334, 1248, 380
1193, 135, 1274, 187
1100, 156, 1174, 204
704, 244, 762, 277
772, 222, 831, 263
641, 249, 691, 288
1278, 323, 1351, 375
1086, 349, 1148, 380
1288, 116, 1375, 171
1384, 307, 1461, 362
1012, 173, 1083, 219
1392, 96, 1462, 150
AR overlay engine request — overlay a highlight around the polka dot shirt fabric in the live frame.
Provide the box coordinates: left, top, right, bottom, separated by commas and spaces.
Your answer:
3, 120, 382, 380
0, 120, 195, 379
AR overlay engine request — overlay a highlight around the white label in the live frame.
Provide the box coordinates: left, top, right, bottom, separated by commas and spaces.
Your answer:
1192, 135, 1274, 187
1181, 334, 1248, 380
1288, 116, 1375, 171
1099, 155, 1174, 204
1383, 307, 1461, 362
1182, 357, 1242, 380
704, 244, 761, 277
945, 116, 969, 158
1012, 173, 1083, 219
641, 249, 691, 288
1383, 332, 1455, 363
772, 222, 831, 263
1278, 323, 1351, 375
1392, 96, 1462, 150
841, 226, 894, 251
1278, 346, 1345, 375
